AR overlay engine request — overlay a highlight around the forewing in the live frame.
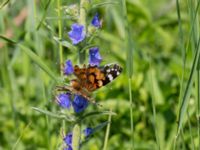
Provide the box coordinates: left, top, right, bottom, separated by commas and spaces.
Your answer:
102, 64, 123, 85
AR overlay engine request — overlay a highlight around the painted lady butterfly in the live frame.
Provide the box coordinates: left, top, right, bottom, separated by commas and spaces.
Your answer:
57, 63, 122, 103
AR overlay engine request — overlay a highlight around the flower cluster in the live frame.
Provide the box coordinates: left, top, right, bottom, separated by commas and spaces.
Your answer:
57, 93, 88, 113
68, 13, 101, 45
56, 5, 106, 149
63, 128, 93, 150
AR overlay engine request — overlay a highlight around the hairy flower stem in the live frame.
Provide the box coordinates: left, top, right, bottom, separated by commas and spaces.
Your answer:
78, 0, 88, 64
72, 124, 81, 150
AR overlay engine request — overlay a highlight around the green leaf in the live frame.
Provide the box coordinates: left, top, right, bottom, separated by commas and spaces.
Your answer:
177, 38, 200, 136
53, 36, 77, 51
77, 111, 116, 122
0, 0, 10, 9
32, 107, 74, 122
91, 1, 119, 9
93, 121, 109, 133
37, 0, 52, 30
18, 44, 58, 82
0, 35, 16, 44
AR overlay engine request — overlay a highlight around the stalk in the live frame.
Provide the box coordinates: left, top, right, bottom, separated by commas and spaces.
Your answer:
78, 0, 88, 64
57, 0, 63, 74
103, 109, 112, 150
121, 0, 134, 149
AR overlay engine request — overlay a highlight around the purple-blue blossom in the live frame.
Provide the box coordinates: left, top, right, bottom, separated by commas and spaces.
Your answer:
83, 127, 93, 138
89, 47, 102, 66
64, 60, 74, 75
68, 23, 85, 45
72, 95, 88, 113
63, 132, 72, 146
91, 13, 101, 28
57, 93, 71, 109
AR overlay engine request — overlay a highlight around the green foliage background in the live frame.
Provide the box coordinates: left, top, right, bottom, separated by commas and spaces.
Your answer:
0, 0, 199, 149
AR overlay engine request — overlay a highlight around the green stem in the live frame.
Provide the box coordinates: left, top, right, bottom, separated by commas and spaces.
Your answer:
128, 78, 134, 149
57, 0, 63, 74
78, 0, 88, 64
72, 124, 81, 150
122, 0, 134, 149
103, 109, 112, 150
149, 68, 160, 150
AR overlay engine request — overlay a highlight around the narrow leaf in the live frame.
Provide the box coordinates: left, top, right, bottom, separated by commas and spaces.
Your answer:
53, 36, 77, 51
37, 0, 52, 30
0, 0, 10, 9
32, 107, 74, 122
0, 35, 16, 44
18, 44, 58, 82
177, 37, 200, 135
78, 111, 116, 122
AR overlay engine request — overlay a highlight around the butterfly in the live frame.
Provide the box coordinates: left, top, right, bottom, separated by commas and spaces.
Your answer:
56, 63, 122, 103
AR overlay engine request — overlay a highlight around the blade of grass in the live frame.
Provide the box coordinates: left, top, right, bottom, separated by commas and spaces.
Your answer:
37, 0, 52, 30
41, 83, 51, 150
0, 34, 16, 44
177, 37, 200, 136
121, 0, 134, 149
0, 36, 58, 82
197, 67, 200, 150
186, 110, 195, 150
148, 68, 161, 150
78, 0, 88, 64
91, 1, 119, 9
12, 121, 32, 150
56, 0, 63, 74
103, 109, 112, 150
0, 0, 10, 9
187, 1, 200, 150
78, 110, 116, 122
18, 44, 58, 82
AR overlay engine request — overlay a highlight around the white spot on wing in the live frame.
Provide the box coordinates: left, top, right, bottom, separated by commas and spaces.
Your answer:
108, 74, 113, 81
106, 69, 110, 73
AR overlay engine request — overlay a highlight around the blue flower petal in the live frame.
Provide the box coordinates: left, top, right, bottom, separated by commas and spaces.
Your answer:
63, 132, 72, 146
83, 127, 93, 137
89, 47, 102, 66
64, 60, 74, 75
72, 95, 88, 113
68, 23, 85, 45
57, 93, 71, 109
91, 13, 101, 28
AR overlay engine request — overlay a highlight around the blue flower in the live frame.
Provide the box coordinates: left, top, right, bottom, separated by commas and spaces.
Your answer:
64, 60, 74, 75
57, 93, 71, 109
72, 95, 88, 113
91, 13, 101, 28
63, 132, 72, 146
89, 47, 102, 66
68, 23, 85, 45
83, 127, 93, 138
